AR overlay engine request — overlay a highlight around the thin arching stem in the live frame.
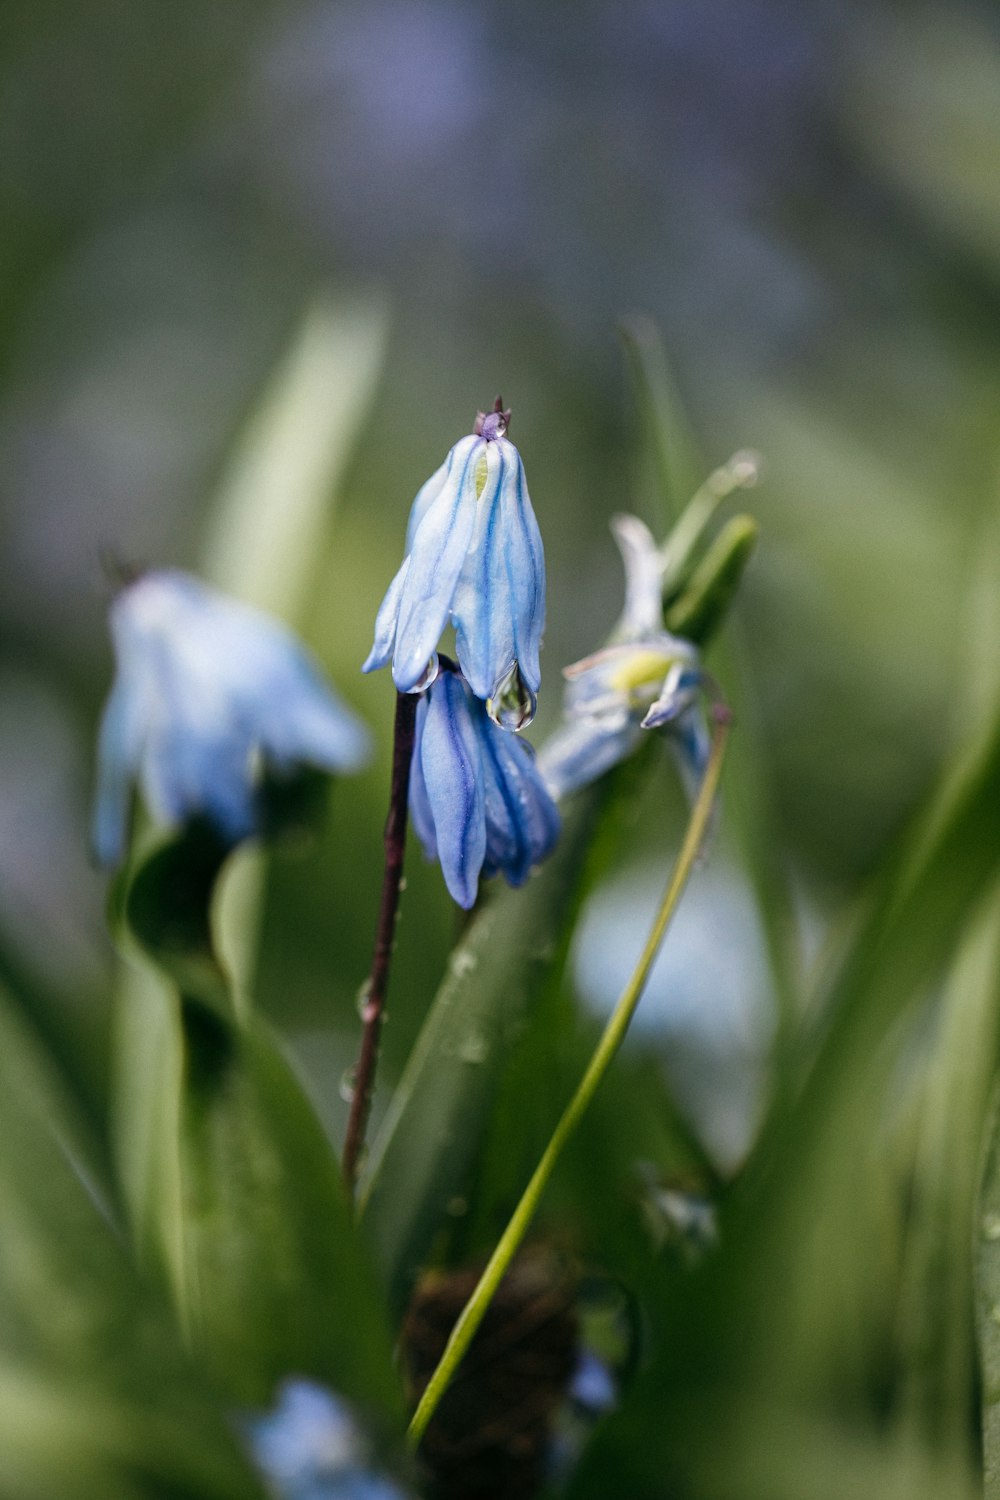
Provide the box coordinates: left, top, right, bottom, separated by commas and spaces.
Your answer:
343, 689, 418, 1194
407, 705, 732, 1445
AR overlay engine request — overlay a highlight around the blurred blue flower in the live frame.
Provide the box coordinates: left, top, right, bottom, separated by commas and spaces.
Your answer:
409, 664, 560, 908
363, 403, 545, 728
245, 1379, 408, 1500
539, 514, 709, 800
92, 570, 371, 867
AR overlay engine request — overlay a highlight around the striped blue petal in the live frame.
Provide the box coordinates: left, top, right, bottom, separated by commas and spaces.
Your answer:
412, 671, 559, 904
452, 438, 544, 710
362, 555, 409, 676
407, 699, 438, 863
477, 714, 560, 886
390, 435, 486, 692
414, 670, 486, 909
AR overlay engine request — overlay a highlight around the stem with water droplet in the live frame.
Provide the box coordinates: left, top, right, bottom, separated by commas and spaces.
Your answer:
343, 689, 418, 1194
407, 705, 732, 1445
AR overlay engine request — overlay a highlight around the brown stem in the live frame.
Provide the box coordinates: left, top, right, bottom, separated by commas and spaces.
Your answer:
342, 689, 418, 1193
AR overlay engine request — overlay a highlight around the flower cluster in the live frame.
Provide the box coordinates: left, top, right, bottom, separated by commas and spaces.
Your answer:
539, 514, 710, 801
90, 408, 712, 909
361, 399, 559, 903
92, 570, 370, 867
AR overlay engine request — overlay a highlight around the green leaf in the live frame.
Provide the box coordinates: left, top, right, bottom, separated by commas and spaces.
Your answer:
176, 999, 401, 1411
974, 910, 1000, 1498
618, 315, 703, 524
665, 513, 759, 643
118, 826, 402, 1417
358, 783, 615, 1313
899, 882, 1000, 1452
125, 821, 232, 1014
0, 980, 263, 1499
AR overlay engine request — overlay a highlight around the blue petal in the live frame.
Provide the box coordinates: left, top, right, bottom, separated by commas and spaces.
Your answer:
255, 648, 371, 774
452, 438, 544, 704
476, 711, 560, 885
94, 569, 371, 859
666, 702, 711, 803
140, 707, 258, 843
537, 717, 644, 801
391, 436, 486, 693
641, 661, 702, 729
416, 671, 486, 908
362, 556, 409, 676
404, 454, 453, 554
248, 1381, 359, 1488
407, 695, 438, 862
610, 513, 665, 641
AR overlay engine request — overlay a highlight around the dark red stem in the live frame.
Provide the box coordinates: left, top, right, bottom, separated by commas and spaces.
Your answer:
342, 689, 418, 1193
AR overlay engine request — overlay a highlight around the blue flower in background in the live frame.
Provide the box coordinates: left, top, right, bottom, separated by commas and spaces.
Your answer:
92, 570, 371, 867
363, 401, 545, 729
539, 514, 709, 801
245, 1379, 408, 1500
409, 665, 560, 908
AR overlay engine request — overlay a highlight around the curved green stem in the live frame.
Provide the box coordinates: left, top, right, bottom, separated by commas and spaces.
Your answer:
407, 707, 732, 1447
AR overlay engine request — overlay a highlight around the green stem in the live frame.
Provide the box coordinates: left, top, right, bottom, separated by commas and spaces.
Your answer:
407, 708, 732, 1447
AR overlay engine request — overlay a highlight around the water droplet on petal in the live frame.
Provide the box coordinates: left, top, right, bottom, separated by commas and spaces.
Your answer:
410, 655, 440, 694
356, 983, 371, 1019
339, 1066, 358, 1103
488, 664, 536, 731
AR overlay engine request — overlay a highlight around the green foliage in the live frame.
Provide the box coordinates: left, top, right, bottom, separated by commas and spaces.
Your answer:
0, 982, 264, 1499
117, 822, 404, 1417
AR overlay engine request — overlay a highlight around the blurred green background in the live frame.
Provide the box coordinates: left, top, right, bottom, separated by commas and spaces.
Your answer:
3, 0, 998, 1113
4, 3, 1000, 1495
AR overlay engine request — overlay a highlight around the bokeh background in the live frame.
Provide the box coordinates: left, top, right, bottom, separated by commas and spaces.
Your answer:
2, 0, 999, 1169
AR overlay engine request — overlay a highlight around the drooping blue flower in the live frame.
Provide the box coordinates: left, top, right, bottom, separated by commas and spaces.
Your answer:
408, 665, 560, 908
539, 514, 710, 801
92, 569, 371, 867
363, 401, 545, 729
245, 1379, 408, 1500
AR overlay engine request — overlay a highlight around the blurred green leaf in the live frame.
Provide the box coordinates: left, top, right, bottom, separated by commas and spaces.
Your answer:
125, 821, 232, 1015
665, 513, 759, 643
119, 825, 402, 1417
175, 1000, 401, 1412
618, 316, 702, 524
358, 783, 615, 1314
899, 882, 1000, 1454
0, 980, 264, 1499
974, 913, 1000, 1497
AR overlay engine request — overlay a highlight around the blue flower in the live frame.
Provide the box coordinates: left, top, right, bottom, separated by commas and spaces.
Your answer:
92, 570, 371, 867
363, 402, 545, 729
538, 514, 709, 800
245, 1379, 408, 1500
409, 666, 560, 908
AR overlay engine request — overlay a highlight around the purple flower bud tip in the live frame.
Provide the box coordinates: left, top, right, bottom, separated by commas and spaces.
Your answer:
473, 395, 512, 441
